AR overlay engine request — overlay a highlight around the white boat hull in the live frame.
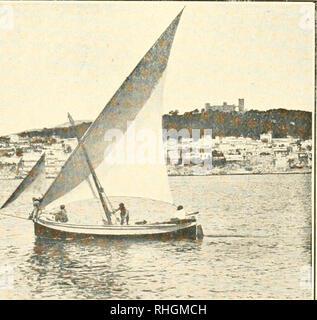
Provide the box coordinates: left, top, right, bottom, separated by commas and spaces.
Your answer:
34, 218, 204, 241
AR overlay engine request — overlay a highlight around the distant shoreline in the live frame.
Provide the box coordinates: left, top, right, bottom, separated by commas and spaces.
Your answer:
0, 171, 311, 180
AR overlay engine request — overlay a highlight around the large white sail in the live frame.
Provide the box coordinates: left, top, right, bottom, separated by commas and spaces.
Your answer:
41, 10, 183, 209
48, 75, 173, 210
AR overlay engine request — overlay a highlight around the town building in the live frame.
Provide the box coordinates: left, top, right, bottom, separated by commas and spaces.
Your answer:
205, 98, 245, 113
260, 131, 273, 144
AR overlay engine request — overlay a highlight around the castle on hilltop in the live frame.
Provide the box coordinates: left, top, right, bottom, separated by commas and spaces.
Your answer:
205, 98, 245, 113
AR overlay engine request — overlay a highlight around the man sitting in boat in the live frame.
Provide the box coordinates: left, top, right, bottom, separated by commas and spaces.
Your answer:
29, 197, 41, 220
175, 205, 186, 220
113, 203, 129, 225
55, 205, 68, 223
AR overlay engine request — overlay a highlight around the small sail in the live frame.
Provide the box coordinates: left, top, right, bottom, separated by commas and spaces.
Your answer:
1, 153, 46, 209
41, 10, 183, 208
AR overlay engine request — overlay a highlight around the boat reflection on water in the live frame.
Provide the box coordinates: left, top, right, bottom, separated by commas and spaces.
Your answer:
28, 237, 134, 298
26, 235, 203, 299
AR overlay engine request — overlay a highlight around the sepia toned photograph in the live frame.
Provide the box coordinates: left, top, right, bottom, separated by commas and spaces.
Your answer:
0, 1, 314, 301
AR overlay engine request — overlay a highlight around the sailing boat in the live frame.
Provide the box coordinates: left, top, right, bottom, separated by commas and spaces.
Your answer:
5, 10, 204, 240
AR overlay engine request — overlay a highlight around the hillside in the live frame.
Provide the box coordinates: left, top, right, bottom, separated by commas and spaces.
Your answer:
15, 109, 312, 140
163, 108, 312, 140
18, 121, 92, 139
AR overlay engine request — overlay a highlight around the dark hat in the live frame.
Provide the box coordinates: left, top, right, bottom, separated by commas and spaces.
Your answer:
60, 205, 65, 209
177, 205, 183, 210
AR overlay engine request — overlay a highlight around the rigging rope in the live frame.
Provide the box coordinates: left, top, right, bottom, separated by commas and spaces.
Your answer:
103, 191, 114, 212
0, 212, 29, 220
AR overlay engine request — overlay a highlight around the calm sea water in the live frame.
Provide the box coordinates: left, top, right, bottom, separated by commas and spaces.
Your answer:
0, 174, 312, 299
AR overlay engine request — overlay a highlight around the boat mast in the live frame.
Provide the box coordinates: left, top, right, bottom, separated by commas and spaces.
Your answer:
67, 113, 113, 224
67, 118, 97, 200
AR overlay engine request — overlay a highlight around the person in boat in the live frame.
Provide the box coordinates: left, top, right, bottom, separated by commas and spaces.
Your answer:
113, 203, 129, 225
55, 205, 68, 223
29, 197, 41, 220
175, 205, 186, 220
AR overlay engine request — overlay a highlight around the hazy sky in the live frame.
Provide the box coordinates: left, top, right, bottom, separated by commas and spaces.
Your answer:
0, 1, 314, 135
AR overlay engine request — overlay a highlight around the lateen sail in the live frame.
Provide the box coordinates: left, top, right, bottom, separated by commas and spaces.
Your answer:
51, 74, 174, 210
1, 153, 46, 209
41, 10, 183, 208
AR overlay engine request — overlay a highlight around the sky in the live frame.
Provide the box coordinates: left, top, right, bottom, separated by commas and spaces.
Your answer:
0, 1, 315, 135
